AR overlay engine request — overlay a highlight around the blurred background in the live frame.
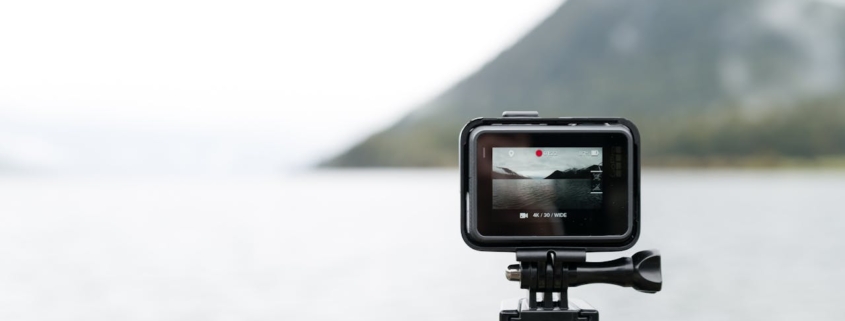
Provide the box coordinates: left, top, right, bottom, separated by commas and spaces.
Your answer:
1, 0, 844, 320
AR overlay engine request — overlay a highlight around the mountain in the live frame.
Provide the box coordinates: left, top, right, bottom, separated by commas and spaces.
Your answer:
491, 165, 599, 179
545, 165, 602, 179
324, 0, 845, 167
492, 167, 529, 179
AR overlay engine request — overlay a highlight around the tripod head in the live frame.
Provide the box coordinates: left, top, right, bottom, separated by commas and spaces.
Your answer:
499, 249, 662, 320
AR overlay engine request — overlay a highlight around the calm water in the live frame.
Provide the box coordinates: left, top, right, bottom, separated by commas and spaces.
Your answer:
492, 178, 599, 209
0, 170, 843, 321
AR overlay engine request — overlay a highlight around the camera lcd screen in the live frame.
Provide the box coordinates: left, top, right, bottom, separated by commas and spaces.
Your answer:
492, 147, 603, 210
472, 129, 631, 240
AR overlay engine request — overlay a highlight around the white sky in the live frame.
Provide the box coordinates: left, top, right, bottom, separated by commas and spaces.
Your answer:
0, 0, 563, 171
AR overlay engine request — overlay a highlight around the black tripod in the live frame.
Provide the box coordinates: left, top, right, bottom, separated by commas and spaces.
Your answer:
499, 249, 662, 321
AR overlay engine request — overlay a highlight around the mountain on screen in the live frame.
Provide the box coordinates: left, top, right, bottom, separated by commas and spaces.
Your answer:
544, 165, 602, 179
492, 165, 601, 179
492, 167, 528, 179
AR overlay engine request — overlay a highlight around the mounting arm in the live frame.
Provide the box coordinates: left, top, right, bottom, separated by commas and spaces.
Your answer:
567, 250, 662, 293
506, 250, 662, 310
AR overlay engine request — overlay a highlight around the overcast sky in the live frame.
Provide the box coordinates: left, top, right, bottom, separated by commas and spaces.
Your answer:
0, 0, 563, 174
493, 148, 601, 178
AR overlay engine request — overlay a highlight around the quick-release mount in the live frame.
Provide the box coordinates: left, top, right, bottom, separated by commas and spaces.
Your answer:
499, 249, 662, 321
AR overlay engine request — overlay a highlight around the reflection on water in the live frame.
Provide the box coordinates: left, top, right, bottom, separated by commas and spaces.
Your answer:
0, 170, 843, 321
492, 179, 600, 209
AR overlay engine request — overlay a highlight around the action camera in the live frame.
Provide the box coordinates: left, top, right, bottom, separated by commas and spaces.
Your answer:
458, 112, 659, 321
460, 112, 641, 252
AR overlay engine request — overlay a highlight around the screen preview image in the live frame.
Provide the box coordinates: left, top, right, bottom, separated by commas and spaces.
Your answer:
491, 148, 603, 218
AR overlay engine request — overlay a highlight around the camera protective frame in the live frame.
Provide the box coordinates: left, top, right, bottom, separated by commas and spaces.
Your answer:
459, 115, 642, 252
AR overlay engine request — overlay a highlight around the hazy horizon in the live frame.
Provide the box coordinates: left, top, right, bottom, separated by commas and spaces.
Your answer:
0, 0, 563, 176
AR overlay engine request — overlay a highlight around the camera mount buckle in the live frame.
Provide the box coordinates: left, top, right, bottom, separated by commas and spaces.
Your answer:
500, 249, 662, 321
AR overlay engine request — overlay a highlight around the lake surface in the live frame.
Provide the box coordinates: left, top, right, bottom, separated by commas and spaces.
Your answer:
0, 170, 843, 321
493, 178, 600, 209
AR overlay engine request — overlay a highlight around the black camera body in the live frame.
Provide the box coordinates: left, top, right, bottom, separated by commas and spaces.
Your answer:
460, 113, 642, 252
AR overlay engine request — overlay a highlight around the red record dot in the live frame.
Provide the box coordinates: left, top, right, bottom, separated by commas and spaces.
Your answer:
535, 149, 543, 157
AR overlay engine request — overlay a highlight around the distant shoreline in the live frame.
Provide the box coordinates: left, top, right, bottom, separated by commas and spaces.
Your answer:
315, 157, 845, 170
643, 155, 845, 169
319, 153, 845, 169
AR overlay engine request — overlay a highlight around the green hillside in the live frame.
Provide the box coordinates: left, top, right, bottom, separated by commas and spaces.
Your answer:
324, 0, 845, 167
